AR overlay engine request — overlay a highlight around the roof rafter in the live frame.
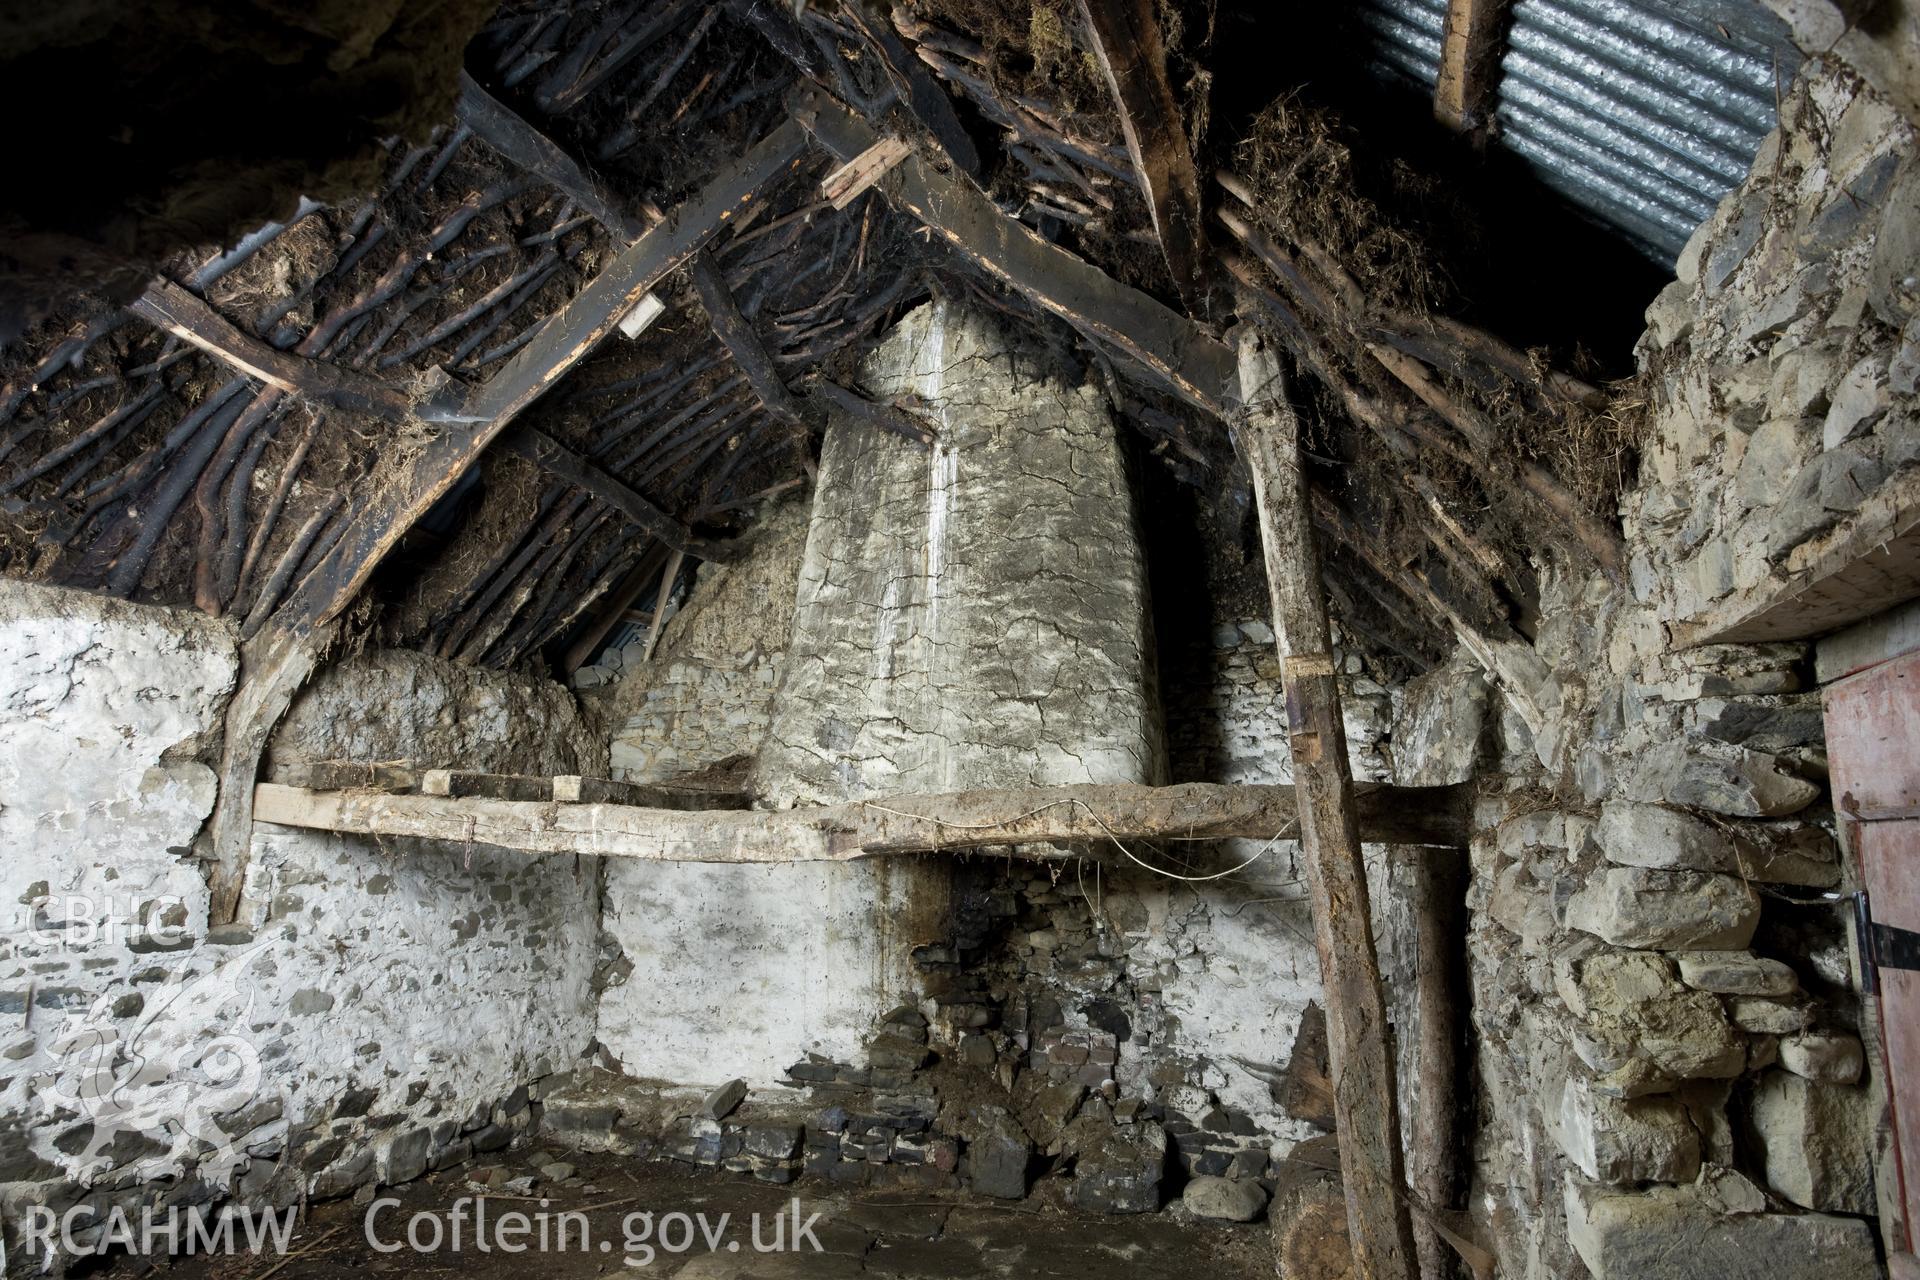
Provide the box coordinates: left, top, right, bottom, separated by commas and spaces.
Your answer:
205, 116, 817, 923
1434, 0, 1515, 134
128, 280, 421, 422
788, 87, 1237, 414
498, 427, 741, 561
1075, 0, 1212, 316
457, 70, 649, 241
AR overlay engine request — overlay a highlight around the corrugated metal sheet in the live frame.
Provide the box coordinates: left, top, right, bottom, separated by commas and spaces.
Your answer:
1347, 0, 1802, 263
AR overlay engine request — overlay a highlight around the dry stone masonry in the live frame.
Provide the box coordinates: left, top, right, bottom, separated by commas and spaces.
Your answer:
1448, 49, 1914, 1280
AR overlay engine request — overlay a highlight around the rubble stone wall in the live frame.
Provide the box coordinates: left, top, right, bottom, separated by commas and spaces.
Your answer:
1456, 51, 1911, 1280
1638, 60, 1920, 630
0, 583, 599, 1274
596, 495, 812, 781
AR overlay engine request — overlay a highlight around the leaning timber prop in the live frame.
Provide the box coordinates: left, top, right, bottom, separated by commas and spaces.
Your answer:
1236, 330, 1420, 1280
252, 778, 1469, 860
204, 119, 817, 923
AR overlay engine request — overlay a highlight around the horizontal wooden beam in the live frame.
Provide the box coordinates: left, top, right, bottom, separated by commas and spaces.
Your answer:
268, 760, 422, 793
499, 427, 741, 560
421, 769, 553, 801
128, 280, 416, 421
1672, 467, 1920, 647
553, 774, 750, 810
252, 778, 1469, 862
788, 87, 1236, 414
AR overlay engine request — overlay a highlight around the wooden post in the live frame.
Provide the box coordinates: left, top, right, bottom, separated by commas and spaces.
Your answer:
640, 548, 685, 663
1236, 327, 1419, 1280
1395, 845, 1468, 1279
1434, 0, 1513, 135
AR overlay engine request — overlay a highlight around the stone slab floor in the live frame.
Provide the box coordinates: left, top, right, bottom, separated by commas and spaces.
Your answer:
103, 1151, 1272, 1279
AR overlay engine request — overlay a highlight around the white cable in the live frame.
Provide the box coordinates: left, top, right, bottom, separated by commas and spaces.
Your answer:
855, 796, 1293, 884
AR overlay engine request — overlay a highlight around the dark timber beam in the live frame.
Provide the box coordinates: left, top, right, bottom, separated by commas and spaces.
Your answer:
811, 379, 936, 449
1075, 0, 1211, 316
251, 778, 1472, 860
457, 71, 649, 241
128, 281, 416, 421
687, 241, 938, 450
789, 87, 1236, 414
498, 428, 742, 561
1434, 0, 1513, 134
1238, 331, 1419, 1280
838, 0, 981, 177
301, 117, 809, 632
205, 119, 814, 923
688, 248, 812, 429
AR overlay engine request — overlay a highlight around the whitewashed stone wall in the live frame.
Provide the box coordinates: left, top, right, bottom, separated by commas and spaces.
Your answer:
596, 300, 1164, 1088
1166, 616, 1400, 786
599, 495, 810, 783
758, 299, 1163, 804
0, 583, 599, 1273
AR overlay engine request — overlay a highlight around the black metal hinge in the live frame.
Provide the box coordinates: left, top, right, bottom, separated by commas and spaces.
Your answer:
1853, 891, 1920, 994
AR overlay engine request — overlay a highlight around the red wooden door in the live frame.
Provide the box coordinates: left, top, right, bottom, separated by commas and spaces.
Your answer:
1826, 647, 1920, 1250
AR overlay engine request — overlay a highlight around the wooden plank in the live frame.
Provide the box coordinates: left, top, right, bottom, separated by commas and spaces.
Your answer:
1816, 598, 1920, 684
687, 249, 811, 428
1434, 0, 1513, 133
268, 760, 422, 793
420, 769, 555, 801
821, 136, 913, 210
789, 87, 1236, 415
1236, 330, 1419, 1280
1827, 648, 1920, 821
499, 427, 738, 560
457, 71, 649, 242
251, 778, 1471, 861
128, 280, 415, 420
1075, 0, 1211, 315
553, 775, 752, 810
